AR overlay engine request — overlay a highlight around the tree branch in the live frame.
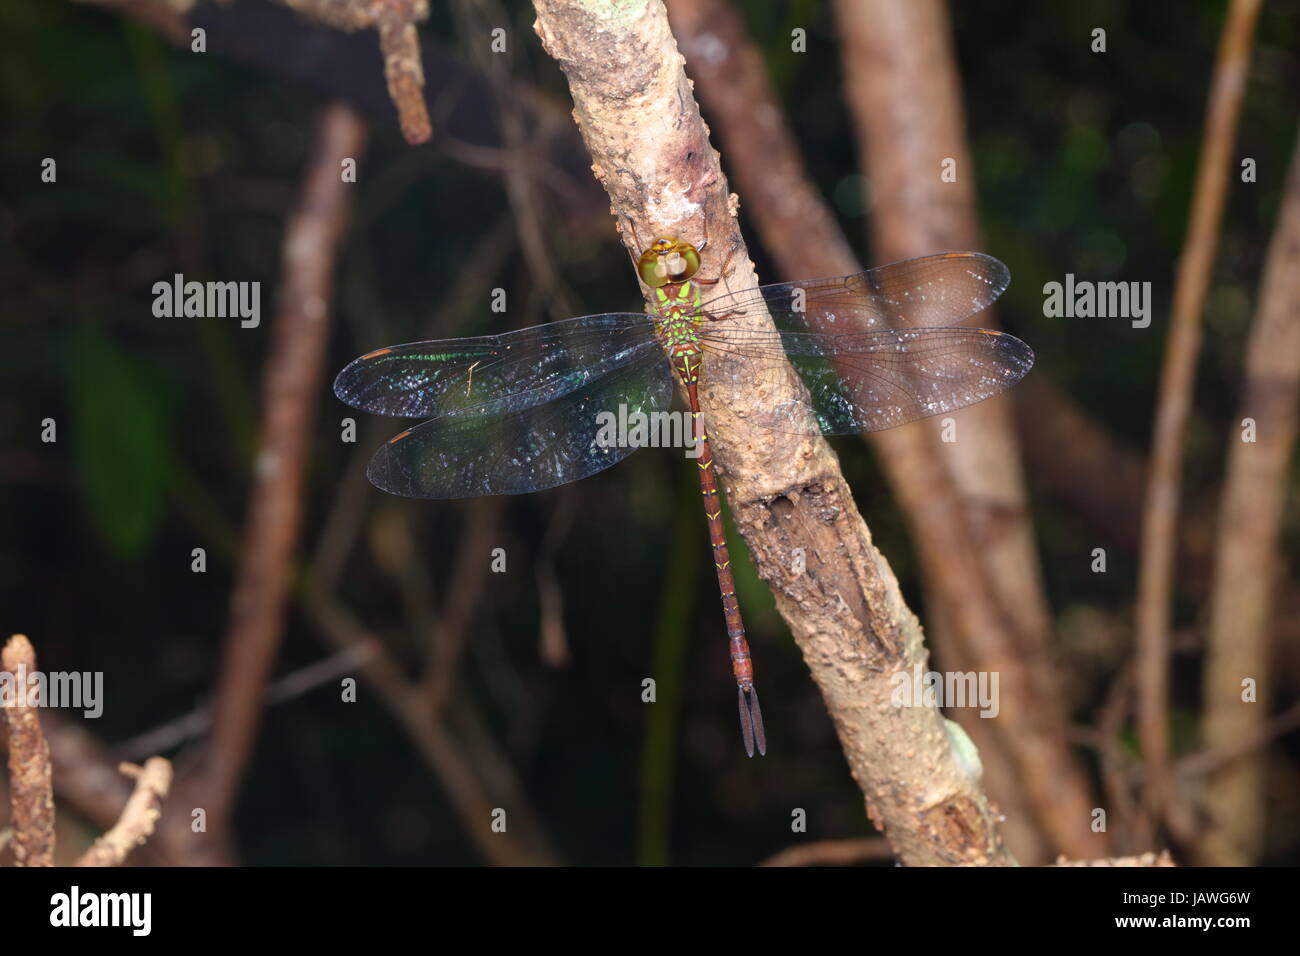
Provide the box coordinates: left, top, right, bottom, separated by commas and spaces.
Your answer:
829, 0, 1095, 857
759, 837, 893, 867
1198, 124, 1300, 864
1134, 0, 1261, 826
668, 0, 1097, 862
532, 0, 1013, 865
1, 635, 55, 866
162, 101, 368, 863
75, 758, 174, 867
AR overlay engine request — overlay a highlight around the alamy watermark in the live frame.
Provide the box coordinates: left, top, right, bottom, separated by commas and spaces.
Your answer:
50, 886, 150, 936
891, 663, 999, 718
0, 663, 103, 718
152, 273, 261, 328
1043, 274, 1152, 328
594, 405, 702, 458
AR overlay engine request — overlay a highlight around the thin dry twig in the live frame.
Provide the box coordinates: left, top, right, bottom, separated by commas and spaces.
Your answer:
1094, 661, 1153, 854
1016, 377, 1300, 684
300, 580, 559, 865
455, 0, 582, 323
1197, 128, 1300, 864
1052, 851, 1176, 867
1016, 377, 1151, 553
1185, 696, 1300, 780
1196, 192, 1300, 842
75, 758, 174, 867
375, 0, 433, 144
86, 0, 432, 143
534, 488, 577, 668
163, 102, 368, 863
281, 0, 432, 143
114, 642, 381, 761
1, 635, 55, 866
1134, 0, 1262, 824
423, 499, 505, 706
758, 837, 894, 867
533, 0, 1013, 866
40, 712, 170, 864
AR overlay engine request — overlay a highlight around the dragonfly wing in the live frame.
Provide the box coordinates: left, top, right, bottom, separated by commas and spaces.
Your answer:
698, 252, 1009, 333
367, 353, 674, 498
702, 327, 1034, 436
334, 313, 658, 418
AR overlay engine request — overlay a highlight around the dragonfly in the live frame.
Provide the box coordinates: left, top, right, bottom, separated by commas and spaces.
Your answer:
333, 237, 1033, 757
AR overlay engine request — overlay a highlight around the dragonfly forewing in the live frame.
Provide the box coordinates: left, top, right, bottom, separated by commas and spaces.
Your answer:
696, 251, 1010, 334
333, 313, 660, 419
365, 352, 674, 498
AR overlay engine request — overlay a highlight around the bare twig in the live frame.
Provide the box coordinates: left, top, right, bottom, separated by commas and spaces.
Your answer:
1185, 696, 1300, 780
40, 713, 170, 864
454, 0, 582, 322
533, 0, 1013, 865
114, 642, 381, 761
85, 0, 432, 143
1134, 0, 1262, 823
280, 0, 432, 143
1197, 128, 1300, 865
426, 501, 503, 702
1015, 377, 1151, 553
164, 102, 367, 862
375, 0, 433, 144
300, 580, 559, 865
759, 837, 894, 867
1095, 661, 1153, 854
75, 759, 174, 867
1, 635, 55, 866
1052, 851, 1176, 867
534, 488, 577, 667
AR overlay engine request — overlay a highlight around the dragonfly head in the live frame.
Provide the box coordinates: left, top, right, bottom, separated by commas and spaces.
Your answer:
637, 237, 701, 288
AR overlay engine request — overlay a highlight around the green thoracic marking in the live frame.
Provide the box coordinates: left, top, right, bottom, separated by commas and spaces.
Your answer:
653, 280, 705, 351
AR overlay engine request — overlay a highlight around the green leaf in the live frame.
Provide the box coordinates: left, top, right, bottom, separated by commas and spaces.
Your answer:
66, 324, 170, 557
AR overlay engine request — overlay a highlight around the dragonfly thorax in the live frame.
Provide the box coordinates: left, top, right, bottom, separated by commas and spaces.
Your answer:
652, 280, 706, 385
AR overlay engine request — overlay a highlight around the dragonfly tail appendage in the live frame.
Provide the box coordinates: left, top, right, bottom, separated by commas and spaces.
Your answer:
738, 687, 755, 757
738, 686, 767, 758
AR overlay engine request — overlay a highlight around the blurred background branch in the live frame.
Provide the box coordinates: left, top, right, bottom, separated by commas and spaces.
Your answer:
1197, 125, 1300, 865
158, 101, 367, 863
1133, 0, 1260, 836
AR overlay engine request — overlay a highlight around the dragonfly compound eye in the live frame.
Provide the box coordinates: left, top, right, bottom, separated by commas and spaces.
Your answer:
638, 238, 700, 287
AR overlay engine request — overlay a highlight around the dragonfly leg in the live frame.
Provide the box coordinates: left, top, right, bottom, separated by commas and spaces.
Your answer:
695, 223, 741, 296
702, 307, 743, 322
